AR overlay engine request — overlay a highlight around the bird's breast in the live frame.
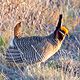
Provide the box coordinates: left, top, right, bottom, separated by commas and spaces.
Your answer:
42, 41, 62, 62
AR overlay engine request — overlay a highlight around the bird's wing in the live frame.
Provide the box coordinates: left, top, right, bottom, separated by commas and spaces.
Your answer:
6, 36, 47, 64
6, 46, 24, 63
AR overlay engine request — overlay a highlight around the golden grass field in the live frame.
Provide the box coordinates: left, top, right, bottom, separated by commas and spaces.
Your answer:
0, 0, 80, 80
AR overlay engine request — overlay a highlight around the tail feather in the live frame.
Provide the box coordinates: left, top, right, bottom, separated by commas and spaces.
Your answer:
14, 22, 22, 38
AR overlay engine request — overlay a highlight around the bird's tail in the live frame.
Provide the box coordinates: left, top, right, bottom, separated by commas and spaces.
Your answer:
14, 22, 22, 38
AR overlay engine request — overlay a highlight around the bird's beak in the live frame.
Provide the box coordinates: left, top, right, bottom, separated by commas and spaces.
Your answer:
66, 33, 69, 38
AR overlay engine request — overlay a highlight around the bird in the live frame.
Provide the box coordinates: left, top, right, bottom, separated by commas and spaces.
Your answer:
5, 14, 68, 64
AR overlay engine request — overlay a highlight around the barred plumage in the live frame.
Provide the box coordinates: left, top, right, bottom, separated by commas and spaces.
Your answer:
5, 14, 69, 64
6, 36, 56, 64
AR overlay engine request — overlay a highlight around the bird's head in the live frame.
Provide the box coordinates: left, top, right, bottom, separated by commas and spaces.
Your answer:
56, 26, 69, 41
54, 14, 69, 41
60, 26, 68, 35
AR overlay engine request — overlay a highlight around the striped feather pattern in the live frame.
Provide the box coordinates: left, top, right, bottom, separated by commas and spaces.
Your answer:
5, 14, 64, 64
6, 36, 48, 64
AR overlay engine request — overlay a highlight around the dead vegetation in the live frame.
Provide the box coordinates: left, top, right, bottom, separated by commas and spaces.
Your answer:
0, 0, 80, 80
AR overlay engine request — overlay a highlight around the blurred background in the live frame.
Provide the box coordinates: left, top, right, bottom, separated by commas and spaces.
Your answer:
0, 0, 80, 80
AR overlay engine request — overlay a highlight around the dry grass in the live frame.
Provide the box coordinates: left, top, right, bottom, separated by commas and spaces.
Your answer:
0, 0, 80, 44
0, 0, 80, 80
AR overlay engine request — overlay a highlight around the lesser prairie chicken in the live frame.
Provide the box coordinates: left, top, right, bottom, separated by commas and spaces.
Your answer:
6, 14, 68, 64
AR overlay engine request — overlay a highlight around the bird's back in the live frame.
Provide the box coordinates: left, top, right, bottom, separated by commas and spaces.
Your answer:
6, 36, 47, 64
